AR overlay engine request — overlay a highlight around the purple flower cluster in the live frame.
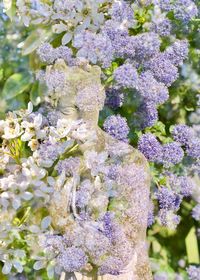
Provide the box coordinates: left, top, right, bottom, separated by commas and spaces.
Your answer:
172, 124, 194, 145
150, 17, 172, 37
192, 205, 200, 221
137, 102, 159, 128
157, 0, 198, 23
156, 187, 181, 211
73, 31, 114, 68
172, 124, 200, 159
75, 180, 93, 208
158, 209, 180, 229
103, 115, 130, 142
162, 142, 184, 165
37, 43, 72, 65
144, 54, 178, 87
138, 133, 184, 165
35, 0, 192, 131
113, 64, 138, 88
168, 174, 194, 197
137, 71, 169, 105
57, 247, 88, 272
105, 88, 124, 109
56, 157, 80, 176
187, 265, 200, 280
138, 133, 163, 162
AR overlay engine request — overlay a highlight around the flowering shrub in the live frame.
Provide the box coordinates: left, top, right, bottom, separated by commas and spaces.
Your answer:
1, 0, 200, 279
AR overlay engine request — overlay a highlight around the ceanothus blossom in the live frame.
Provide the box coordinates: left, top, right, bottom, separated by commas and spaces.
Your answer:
105, 87, 124, 109
192, 204, 200, 221
114, 64, 138, 88
187, 265, 200, 280
138, 133, 163, 162
103, 115, 130, 142
156, 187, 181, 211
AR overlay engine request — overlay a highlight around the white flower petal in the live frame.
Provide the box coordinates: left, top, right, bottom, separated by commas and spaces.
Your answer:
13, 261, 23, 273
41, 216, 51, 230
62, 32, 72, 45
2, 262, 12, 274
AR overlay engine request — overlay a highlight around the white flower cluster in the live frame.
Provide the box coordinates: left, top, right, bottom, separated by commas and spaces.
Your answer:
16, 0, 111, 43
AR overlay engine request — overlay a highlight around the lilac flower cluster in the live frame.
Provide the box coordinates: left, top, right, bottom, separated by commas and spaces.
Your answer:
156, 186, 182, 228
192, 204, 200, 221
168, 174, 194, 197
58, 247, 88, 272
156, 187, 181, 211
172, 124, 200, 160
158, 208, 181, 229
103, 115, 130, 142
56, 157, 80, 176
73, 31, 114, 68
157, 0, 198, 23
138, 133, 184, 165
105, 88, 124, 109
114, 64, 138, 89
37, 43, 72, 65
187, 265, 200, 280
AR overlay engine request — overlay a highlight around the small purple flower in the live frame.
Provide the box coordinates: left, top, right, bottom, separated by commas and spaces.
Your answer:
164, 40, 189, 66
55, 46, 73, 64
138, 133, 162, 162
137, 71, 169, 105
102, 20, 135, 59
57, 247, 88, 272
99, 257, 124, 276
158, 209, 181, 229
192, 204, 200, 221
137, 102, 158, 128
145, 54, 178, 86
37, 43, 56, 64
147, 209, 155, 227
162, 142, 184, 165
172, 124, 194, 145
187, 265, 200, 280
73, 31, 114, 68
134, 32, 161, 61
110, 0, 134, 24
105, 88, 124, 109
151, 17, 172, 37
114, 64, 138, 88
156, 187, 181, 211
179, 176, 194, 197
103, 212, 115, 241
186, 138, 200, 159
56, 157, 80, 176
103, 115, 130, 142
173, 0, 198, 22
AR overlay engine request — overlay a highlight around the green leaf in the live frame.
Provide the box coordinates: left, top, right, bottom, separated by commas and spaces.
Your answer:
0, 69, 4, 82
3, 0, 16, 20
152, 121, 166, 136
30, 82, 41, 106
2, 72, 32, 100
185, 227, 200, 264
169, 125, 175, 134
152, 240, 161, 253
22, 29, 51, 56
